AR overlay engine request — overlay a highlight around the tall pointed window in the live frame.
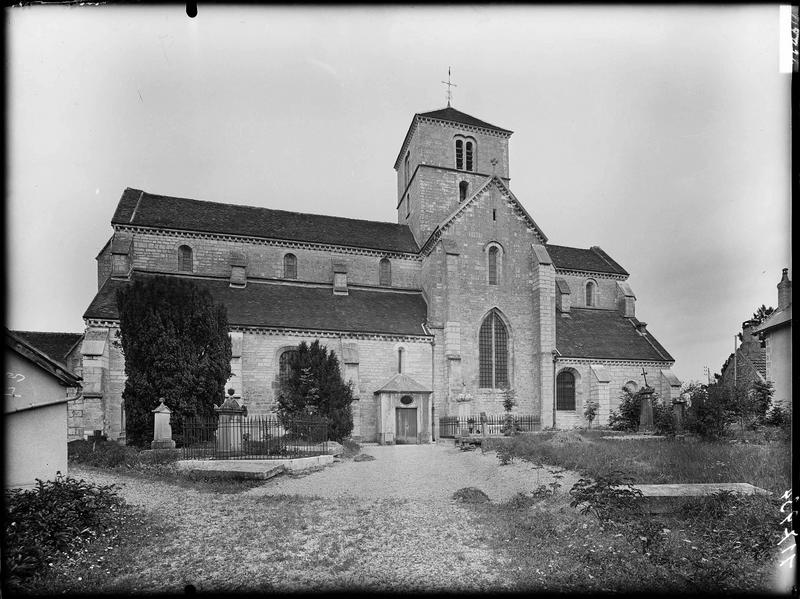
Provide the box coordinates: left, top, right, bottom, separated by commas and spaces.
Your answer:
585, 280, 597, 307
283, 253, 297, 279
459, 181, 469, 202
379, 258, 392, 286
488, 246, 499, 285
454, 136, 476, 171
178, 245, 193, 272
479, 311, 509, 388
556, 371, 576, 410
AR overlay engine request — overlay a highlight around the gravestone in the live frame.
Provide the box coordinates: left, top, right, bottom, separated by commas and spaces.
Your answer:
151, 400, 176, 449
672, 395, 687, 433
215, 395, 247, 455
638, 387, 655, 432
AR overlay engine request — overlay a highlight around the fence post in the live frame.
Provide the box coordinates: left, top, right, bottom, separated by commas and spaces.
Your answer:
151, 400, 176, 449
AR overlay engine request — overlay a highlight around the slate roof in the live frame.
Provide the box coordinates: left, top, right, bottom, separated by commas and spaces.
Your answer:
9, 331, 83, 367
556, 309, 673, 361
5, 330, 82, 389
112, 189, 419, 254
752, 305, 792, 333
546, 244, 628, 276
84, 274, 430, 337
417, 107, 513, 135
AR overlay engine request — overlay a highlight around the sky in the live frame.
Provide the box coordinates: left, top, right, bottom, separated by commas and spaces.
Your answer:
6, 5, 791, 385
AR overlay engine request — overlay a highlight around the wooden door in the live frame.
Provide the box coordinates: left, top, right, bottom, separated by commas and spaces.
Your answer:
395, 408, 418, 444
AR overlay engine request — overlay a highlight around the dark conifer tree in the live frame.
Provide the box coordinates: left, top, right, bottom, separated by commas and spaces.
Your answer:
276, 340, 354, 442
116, 276, 232, 447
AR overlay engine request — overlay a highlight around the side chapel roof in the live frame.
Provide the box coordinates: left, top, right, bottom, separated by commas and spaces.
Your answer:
112, 188, 419, 254
556, 309, 673, 362
546, 244, 629, 276
84, 274, 430, 338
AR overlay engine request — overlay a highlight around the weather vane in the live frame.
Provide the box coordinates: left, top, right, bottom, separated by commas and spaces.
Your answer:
441, 67, 457, 107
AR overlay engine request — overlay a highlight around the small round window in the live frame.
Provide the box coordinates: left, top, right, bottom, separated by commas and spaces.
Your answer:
400, 395, 413, 406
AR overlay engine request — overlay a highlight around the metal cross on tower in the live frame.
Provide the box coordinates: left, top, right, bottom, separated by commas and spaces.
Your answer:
441, 67, 457, 107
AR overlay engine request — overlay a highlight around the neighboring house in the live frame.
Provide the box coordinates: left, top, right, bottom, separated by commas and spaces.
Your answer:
10, 330, 86, 440
5, 330, 82, 488
718, 320, 767, 393
78, 104, 679, 443
752, 269, 792, 410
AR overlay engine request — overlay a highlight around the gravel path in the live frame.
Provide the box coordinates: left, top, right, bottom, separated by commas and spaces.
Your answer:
67, 445, 580, 592
246, 443, 581, 501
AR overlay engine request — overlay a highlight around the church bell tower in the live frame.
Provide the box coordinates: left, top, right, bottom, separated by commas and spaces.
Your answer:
393, 106, 513, 245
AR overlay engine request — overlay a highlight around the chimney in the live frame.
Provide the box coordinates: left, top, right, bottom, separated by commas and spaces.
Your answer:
777, 268, 792, 310
229, 251, 247, 288
741, 319, 758, 343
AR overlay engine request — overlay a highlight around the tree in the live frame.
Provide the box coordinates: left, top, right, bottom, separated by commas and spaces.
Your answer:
737, 305, 774, 341
116, 276, 232, 447
276, 340, 354, 442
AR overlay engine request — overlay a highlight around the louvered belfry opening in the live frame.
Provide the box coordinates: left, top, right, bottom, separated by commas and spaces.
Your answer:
479, 311, 508, 388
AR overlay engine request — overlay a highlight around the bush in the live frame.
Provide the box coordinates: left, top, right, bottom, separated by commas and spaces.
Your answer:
3, 475, 124, 586
68, 439, 141, 468
652, 401, 675, 436
686, 384, 732, 440
608, 388, 643, 431
569, 471, 644, 521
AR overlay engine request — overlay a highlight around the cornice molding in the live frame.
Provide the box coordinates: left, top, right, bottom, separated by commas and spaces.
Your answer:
113, 225, 421, 261
554, 267, 627, 281
555, 357, 674, 368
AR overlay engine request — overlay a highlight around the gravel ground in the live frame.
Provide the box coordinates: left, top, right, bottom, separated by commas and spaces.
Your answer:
68, 445, 581, 592
246, 443, 582, 501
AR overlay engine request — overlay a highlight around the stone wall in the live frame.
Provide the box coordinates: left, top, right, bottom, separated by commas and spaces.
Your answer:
557, 272, 624, 311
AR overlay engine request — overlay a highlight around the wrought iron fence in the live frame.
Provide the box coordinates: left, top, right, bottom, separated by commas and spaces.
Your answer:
178, 415, 328, 460
438, 414, 541, 438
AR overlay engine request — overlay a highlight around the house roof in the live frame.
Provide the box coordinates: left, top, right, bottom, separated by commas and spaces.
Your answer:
556, 309, 673, 362
546, 244, 629, 276
111, 188, 420, 254
374, 373, 432, 394
83, 274, 431, 338
5, 330, 83, 388
417, 107, 513, 135
752, 305, 792, 334
9, 331, 83, 367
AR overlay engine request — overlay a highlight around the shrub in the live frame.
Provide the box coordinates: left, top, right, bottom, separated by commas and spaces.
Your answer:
68, 439, 141, 468
652, 400, 675, 436
3, 475, 124, 586
686, 383, 732, 440
569, 471, 644, 521
608, 388, 643, 431
584, 399, 599, 429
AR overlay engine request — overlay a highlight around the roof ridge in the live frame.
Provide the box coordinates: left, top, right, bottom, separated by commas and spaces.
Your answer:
132, 190, 411, 230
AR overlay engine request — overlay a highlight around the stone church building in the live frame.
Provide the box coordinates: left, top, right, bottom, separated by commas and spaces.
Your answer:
79, 106, 680, 443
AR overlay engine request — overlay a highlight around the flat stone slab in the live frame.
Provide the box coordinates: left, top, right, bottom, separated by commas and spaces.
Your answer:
603, 435, 666, 441
176, 455, 334, 478
624, 483, 770, 514
633, 483, 769, 497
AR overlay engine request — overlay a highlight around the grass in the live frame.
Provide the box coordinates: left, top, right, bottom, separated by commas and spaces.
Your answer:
488, 430, 791, 493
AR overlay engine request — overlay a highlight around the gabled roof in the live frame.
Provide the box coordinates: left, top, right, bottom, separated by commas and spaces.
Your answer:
9, 331, 83, 368
84, 274, 431, 338
423, 176, 548, 252
394, 106, 512, 169
374, 373, 432, 394
556, 309, 673, 362
546, 244, 629, 276
5, 330, 83, 388
752, 305, 792, 334
111, 188, 419, 254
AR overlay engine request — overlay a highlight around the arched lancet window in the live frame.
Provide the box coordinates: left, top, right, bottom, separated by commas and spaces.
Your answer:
585, 280, 597, 307
488, 246, 499, 285
479, 311, 509, 388
397, 347, 405, 374
379, 258, 392, 287
178, 245, 193, 272
459, 181, 469, 202
454, 136, 476, 171
556, 370, 576, 411
278, 349, 298, 389
283, 253, 297, 279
